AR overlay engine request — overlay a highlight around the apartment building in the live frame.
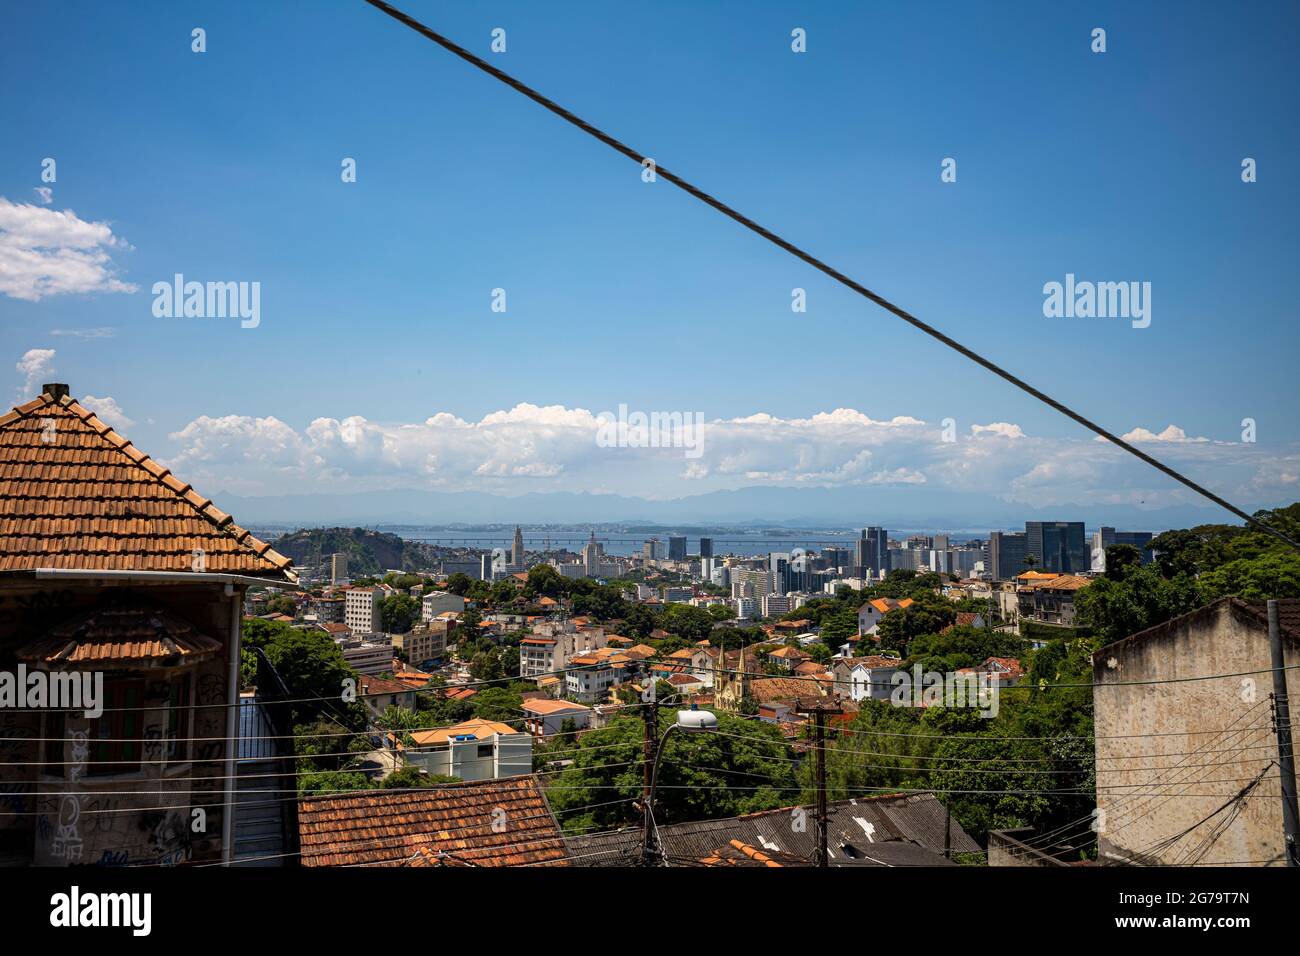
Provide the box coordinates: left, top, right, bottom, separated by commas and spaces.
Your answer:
519, 621, 607, 680
400, 719, 533, 782
345, 586, 382, 634
420, 589, 466, 622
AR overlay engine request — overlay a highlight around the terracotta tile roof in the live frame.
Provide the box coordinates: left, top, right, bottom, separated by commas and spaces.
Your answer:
0, 388, 294, 580
749, 677, 818, 704
408, 718, 522, 746
358, 675, 413, 697
699, 838, 794, 867
1025, 574, 1091, 592
522, 698, 591, 715
843, 655, 902, 670
861, 597, 914, 614
17, 595, 222, 666
984, 657, 1024, 678
298, 775, 570, 867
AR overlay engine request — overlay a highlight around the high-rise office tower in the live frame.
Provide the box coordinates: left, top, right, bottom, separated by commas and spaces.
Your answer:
668, 535, 687, 561
855, 527, 889, 578
511, 526, 526, 570
768, 552, 791, 595
329, 552, 348, 585
988, 531, 1028, 581
582, 531, 604, 576
1025, 521, 1087, 574
1092, 527, 1155, 570
699, 537, 714, 559
822, 547, 849, 572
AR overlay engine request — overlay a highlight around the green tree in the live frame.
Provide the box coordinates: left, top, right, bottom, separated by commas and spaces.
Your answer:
381, 766, 459, 789
470, 687, 523, 724
546, 712, 796, 833
380, 594, 420, 634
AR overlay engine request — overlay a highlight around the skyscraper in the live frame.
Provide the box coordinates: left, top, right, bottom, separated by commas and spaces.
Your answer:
582, 531, 604, 576
699, 537, 714, 559
1092, 527, 1155, 570
668, 535, 687, 561
512, 526, 525, 570
854, 527, 890, 578
988, 531, 1028, 581
1025, 521, 1087, 574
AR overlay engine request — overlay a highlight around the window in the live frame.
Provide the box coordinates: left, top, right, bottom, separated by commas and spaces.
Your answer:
41, 708, 66, 772
164, 675, 192, 763
89, 678, 144, 775
476, 744, 494, 758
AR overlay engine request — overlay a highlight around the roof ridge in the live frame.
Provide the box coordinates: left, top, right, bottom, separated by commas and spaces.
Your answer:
0, 389, 294, 580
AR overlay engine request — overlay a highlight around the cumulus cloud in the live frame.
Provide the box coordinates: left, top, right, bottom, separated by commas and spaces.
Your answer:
971, 422, 1025, 439
0, 197, 137, 301
33, 187, 53, 205
1112, 424, 1210, 443
157, 403, 1299, 508
51, 327, 115, 339
15, 348, 56, 398
80, 395, 135, 432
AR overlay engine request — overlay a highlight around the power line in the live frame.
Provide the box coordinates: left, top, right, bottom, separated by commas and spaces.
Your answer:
360, 0, 1300, 553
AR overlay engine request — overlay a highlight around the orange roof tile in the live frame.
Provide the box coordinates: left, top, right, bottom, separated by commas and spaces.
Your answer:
298, 776, 569, 867
521, 698, 591, 715
16, 595, 223, 666
0, 388, 294, 580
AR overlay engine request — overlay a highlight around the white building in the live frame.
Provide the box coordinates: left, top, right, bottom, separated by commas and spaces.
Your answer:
564, 655, 618, 704
522, 698, 593, 737
762, 593, 793, 617
345, 586, 382, 634
340, 637, 395, 676
420, 590, 466, 622
401, 719, 532, 782
519, 624, 607, 680
833, 656, 902, 702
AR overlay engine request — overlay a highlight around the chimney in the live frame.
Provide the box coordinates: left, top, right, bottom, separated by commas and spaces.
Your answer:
43, 383, 70, 400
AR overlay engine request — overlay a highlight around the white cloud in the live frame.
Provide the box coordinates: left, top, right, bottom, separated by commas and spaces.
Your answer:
971, 422, 1025, 439
0, 197, 137, 301
33, 187, 53, 205
1111, 424, 1210, 443
157, 403, 1300, 509
80, 395, 135, 431
51, 327, 115, 339
15, 348, 56, 398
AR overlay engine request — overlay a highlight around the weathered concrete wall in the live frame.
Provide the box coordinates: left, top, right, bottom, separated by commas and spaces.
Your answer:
0, 581, 238, 866
988, 828, 1069, 867
1092, 601, 1299, 866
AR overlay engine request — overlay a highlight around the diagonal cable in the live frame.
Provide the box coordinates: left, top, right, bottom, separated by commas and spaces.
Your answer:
361, 0, 1300, 551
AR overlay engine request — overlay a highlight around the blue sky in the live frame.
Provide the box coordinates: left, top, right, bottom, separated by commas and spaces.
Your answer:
1, 0, 1297, 518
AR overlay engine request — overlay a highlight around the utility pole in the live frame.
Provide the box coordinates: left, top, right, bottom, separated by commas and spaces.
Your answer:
796, 698, 841, 868
1267, 600, 1299, 867
640, 682, 659, 866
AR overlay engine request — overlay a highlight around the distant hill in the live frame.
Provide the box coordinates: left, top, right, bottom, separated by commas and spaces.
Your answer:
219, 485, 1234, 533
270, 527, 445, 576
